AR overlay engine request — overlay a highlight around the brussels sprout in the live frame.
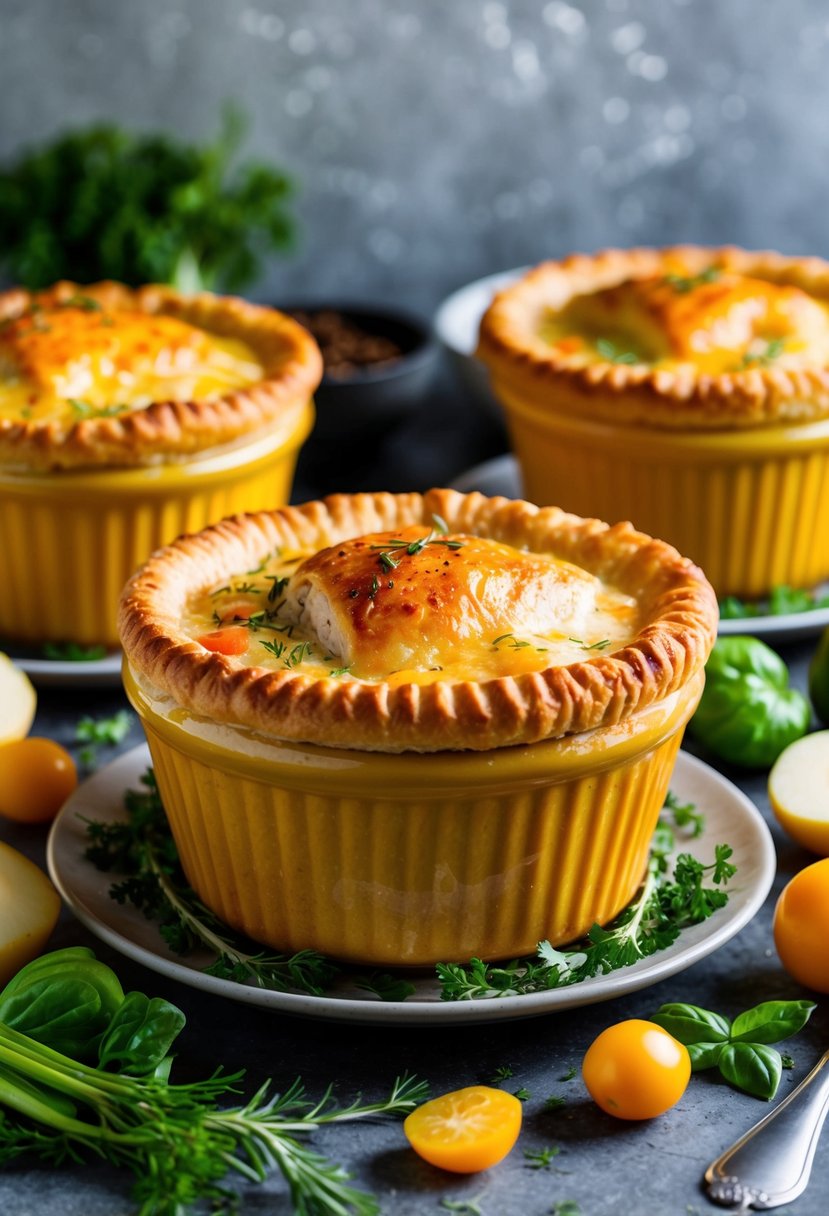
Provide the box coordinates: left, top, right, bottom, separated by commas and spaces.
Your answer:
690, 636, 810, 769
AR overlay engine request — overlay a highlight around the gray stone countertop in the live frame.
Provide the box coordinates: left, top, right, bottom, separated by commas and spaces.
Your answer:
1, 383, 827, 1216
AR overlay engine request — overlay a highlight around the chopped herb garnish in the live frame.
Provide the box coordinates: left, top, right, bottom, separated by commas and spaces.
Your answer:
232, 581, 260, 595
523, 1145, 560, 1168
328, 665, 352, 678
558, 1067, 577, 1082
440, 1199, 485, 1216
210, 585, 232, 598
543, 1095, 566, 1112
595, 337, 641, 365
490, 1065, 514, 1083
369, 574, 380, 598
284, 641, 313, 668
663, 266, 721, 294
739, 337, 785, 369
260, 639, 285, 659
568, 637, 611, 651
781, 1054, 795, 1070
61, 293, 103, 311
265, 575, 289, 603
513, 1087, 531, 1102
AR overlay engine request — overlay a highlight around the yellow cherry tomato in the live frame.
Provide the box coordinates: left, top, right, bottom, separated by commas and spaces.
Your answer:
773, 858, 829, 992
0, 737, 78, 823
404, 1086, 522, 1173
582, 1019, 691, 1120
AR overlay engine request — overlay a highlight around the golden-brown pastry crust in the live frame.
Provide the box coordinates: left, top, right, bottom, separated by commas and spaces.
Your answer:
0, 281, 323, 470
477, 246, 829, 429
118, 489, 718, 753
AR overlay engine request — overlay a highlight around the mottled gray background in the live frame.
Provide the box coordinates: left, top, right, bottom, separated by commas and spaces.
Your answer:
0, 0, 826, 314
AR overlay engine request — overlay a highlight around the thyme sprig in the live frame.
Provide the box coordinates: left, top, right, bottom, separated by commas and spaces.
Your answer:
739, 337, 785, 369
595, 337, 641, 365
436, 798, 736, 1001
371, 514, 463, 575
83, 770, 339, 996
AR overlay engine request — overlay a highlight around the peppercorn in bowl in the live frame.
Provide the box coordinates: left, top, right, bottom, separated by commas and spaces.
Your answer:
118, 488, 717, 967
0, 281, 322, 646
477, 246, 829, 599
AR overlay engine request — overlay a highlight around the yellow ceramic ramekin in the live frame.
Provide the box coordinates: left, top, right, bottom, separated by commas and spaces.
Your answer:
123, 661, 704, 968
0, 404, 313, 647
492, 377, 829, 600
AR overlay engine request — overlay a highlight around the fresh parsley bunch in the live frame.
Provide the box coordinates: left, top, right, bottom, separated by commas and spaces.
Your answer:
0, 108, 294, 292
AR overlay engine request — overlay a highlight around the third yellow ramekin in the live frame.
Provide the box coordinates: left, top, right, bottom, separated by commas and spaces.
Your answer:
491, 376, 829, 600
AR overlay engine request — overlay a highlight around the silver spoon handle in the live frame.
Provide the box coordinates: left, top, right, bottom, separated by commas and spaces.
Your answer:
704, 1050, 829, 1210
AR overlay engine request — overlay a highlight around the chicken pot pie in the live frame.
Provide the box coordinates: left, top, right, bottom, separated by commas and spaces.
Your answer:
0, 281, 322, 645
118, 490, 716, 964
477, 246, 829, 598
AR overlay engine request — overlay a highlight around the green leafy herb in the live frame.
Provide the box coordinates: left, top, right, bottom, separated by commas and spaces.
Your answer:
543, 1095, 566, 1112
568, 637, 611, 651
662, 789, 705, 838
490, 1065, 514, 1083
782, 1054, 795, 1070
68, 397, 129, 419
41, 641, 108, 662
650, 999, 816, 1099
719, 584, 829, 620
513, 1087, 531, 1101
83, 770, 340, 997
595, 337, 641, 365
550, 1203, 581, 1216
663, 266, 721, 293
328, 665, 353, 678
739, 337, 785, 369
523, 1145, 560, 1169
440, 1198, 485, 1215
0, 982, 427, 1216
260, 639, 286, 659
558, 1067, 577, 1082
436, 795, 736, 1000
354, 973, 417, 1002
74, 709, 133, 770
0, 109, 295, 292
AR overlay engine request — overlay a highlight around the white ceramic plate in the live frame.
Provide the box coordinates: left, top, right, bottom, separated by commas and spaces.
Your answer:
9, 648, 123, 688
47, 744, 774, 1025
451, 455, 829, 643
434, 267, 527, 420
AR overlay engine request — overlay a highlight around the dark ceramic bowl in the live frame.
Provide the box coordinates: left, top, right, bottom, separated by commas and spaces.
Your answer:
279, 302, 438, 443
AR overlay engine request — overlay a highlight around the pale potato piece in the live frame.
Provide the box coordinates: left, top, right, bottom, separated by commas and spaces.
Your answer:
769, 731, 829, 856
0, 653, 36, 745
0, 842, 61, 986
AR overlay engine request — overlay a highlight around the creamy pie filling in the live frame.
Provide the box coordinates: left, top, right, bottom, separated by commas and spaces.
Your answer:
538, 266, 829, 376
0, 298, 264, 426
184, 523, 640, 685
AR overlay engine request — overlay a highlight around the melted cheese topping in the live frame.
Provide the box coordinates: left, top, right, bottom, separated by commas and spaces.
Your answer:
0, 300, 264, 425
185, 528, 640, 685
539, 267, 829, 375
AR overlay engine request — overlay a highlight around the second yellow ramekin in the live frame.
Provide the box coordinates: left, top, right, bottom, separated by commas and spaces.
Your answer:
124, 662, 703, 968
493, 377, 829, 599
0, 402, 313, 647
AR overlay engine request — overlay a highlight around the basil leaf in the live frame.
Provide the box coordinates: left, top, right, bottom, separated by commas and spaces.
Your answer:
98, 992, 186, 1075
687, 1042, 726, 1071
718, 1043, 783, 1100
651, 1003, 732, 1045
730, 1000, 816, 1045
